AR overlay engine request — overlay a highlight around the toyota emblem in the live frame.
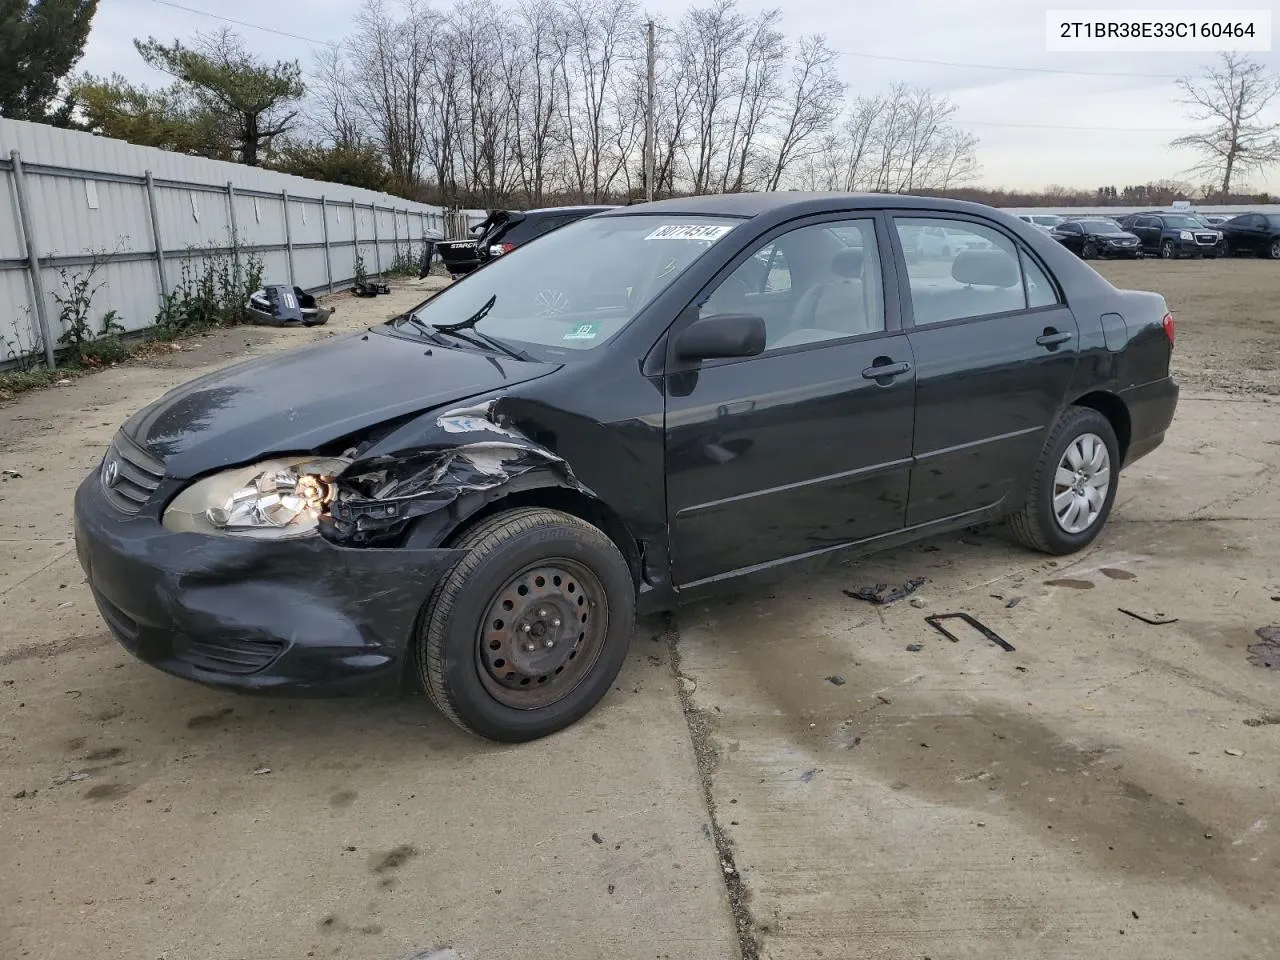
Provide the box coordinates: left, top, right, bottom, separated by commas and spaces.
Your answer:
103, 458, 120, 487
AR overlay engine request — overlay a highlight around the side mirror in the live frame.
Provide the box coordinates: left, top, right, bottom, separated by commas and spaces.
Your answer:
674, 313, 766, 362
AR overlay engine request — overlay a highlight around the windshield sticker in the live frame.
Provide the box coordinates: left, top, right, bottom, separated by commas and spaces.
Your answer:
562, 322, 601, 341
645, 224, 733, 242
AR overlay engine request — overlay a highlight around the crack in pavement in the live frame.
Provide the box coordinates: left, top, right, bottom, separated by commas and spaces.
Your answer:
664, 612, 760, 960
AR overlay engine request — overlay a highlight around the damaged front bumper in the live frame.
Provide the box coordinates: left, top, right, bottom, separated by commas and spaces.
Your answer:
73, 474, 464, 696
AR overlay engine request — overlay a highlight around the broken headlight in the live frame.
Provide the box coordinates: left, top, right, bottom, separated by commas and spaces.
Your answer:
162, 457, 350, 539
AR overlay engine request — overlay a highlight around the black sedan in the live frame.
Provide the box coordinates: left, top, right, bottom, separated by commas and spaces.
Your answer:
1049, 218, 1142, 259
1219, 212, 1280, 259
75, 194, 1179, 742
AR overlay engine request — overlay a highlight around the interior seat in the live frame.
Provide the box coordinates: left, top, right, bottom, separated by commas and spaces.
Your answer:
772, 248, 869, 348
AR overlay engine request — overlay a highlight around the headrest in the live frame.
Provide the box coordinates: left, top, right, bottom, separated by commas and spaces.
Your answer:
952, 249, 1019, 288
831, 248, 864, 278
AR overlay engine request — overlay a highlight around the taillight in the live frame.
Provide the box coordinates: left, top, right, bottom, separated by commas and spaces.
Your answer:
489, 242, 516, 256
1162, 312, 1175, 348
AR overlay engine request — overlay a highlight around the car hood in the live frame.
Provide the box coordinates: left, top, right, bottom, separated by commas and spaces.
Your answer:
122, 327, 560, 479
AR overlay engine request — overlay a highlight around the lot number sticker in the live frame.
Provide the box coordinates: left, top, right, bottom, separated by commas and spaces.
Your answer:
563, 322, 601, 341
645, 224, 734, 242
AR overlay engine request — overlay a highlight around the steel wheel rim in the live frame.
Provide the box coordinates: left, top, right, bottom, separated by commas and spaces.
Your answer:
1053, 432, 1111, 535
476, 559, 608, 710
533, 287, 571, 316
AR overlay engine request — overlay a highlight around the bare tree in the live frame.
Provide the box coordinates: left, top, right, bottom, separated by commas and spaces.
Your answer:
1171, 53, 1280, 196
766, 34, 843, 190
682, 0, 749, 194
308, 46, 365, 146
718, 9, 785, 193
349, 0, 437, 189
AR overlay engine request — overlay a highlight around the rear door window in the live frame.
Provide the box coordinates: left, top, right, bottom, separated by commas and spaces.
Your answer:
894, 217, 1037, 326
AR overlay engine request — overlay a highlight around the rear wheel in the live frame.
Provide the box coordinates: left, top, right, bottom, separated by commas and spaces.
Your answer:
1008, 407, 1119, 555
416, 507, 634, 742
1160, 240, 1176, 259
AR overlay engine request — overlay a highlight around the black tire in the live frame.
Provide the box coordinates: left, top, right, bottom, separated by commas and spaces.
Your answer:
1270, 238, 1280, 260
416, 507, 634, 742
1160, 240, 1176, 259
1081, 241, 1097, 260
1007, 406, 1120, 556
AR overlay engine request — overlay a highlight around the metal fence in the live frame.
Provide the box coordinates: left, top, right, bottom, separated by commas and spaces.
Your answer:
1, 117, 451, 370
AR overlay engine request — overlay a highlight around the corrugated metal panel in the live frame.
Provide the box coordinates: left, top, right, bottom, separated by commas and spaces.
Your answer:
1, 116, 448, 367
1, 167, 27, 260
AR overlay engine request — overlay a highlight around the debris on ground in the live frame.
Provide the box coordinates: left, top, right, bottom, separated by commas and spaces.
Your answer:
352, 280, 391, 298
844, 578, 925, 605
245, 285, 333, 327
909, 597, 926, 608
825, 675, 846, 686
926, 612, 1016, 652
1118, 608, 1179, 626
1, 469, 21, 479
12, 788, 28, 798
905, 643, 924, 652
252, 766, 272, 775
591, 832, 604, 844
1005, 597, 1023, 608
1248, 627, 1280, 668
1243, 714, 1280, 727
52, 771, 88, 785
1225, 749, 1244, 757
1045, 578, 1094, 590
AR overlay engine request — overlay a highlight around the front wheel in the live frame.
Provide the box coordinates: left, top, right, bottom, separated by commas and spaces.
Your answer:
1081, 241, 1097, 260
1007, 407, 1119, 555
1270, 238, 1280, 260
1160, 240, 1176, 259
416, 507, 635, 742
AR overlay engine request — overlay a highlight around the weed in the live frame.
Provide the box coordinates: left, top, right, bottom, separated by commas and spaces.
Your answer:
386, 243, 422, 277
51, 251, 129, 368
155, 247, 264, 336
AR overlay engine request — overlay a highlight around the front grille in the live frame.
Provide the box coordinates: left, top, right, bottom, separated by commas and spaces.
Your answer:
1194, 233, 1219, 245
101, 432, 165, 514
173, 636, 284, 675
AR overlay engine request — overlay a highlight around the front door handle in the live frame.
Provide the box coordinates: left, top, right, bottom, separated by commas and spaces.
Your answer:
1036, 329, 1072, 348
862, 359, 911, 380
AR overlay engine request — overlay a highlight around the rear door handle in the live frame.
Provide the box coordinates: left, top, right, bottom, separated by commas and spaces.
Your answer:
1036, 330, 1073, 347
862, 359, 911, 380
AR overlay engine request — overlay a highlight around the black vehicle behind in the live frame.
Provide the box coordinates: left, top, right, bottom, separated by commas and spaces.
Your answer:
1219, 213, 1280, 259
1120, 213, 1223, 259
1049, 218, 1141, 259
436, 206, 616, 278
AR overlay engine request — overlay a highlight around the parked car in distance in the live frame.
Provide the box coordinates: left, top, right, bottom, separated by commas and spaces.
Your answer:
1017, 214, 1065, 232
436, 206, 616, 278
74, 193, 1179, 742
1122, 213, 1223, 259
1219, 213, 1280, 259
1202, 214, 1231, 227
1049, 218, 1142, 259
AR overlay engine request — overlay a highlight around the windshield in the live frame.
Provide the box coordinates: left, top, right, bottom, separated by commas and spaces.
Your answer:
1032, 216, 1063, 226
1163, 216, 1203, 230
1077, 219, 1123, 232
404, 214, 742, 358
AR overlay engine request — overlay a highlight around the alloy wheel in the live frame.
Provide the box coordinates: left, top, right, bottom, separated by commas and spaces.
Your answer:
1052, 432, 1111, 535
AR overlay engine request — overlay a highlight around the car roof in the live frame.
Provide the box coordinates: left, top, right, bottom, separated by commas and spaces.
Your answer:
599, 192, 1011, 221
523, 205, 617, 216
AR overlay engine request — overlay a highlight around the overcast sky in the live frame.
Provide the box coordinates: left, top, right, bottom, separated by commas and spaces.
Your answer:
78, 0, 1280, 192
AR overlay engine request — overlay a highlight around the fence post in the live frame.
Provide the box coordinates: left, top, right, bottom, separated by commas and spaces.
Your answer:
9, 150, 56, 370
144, 171, 169, 308
391, 207, 400, 269
281, 189, 296, 287
226, 181, 240, 288
350, 198, 358, 280
371, 204, 382, 276
320, 196, 333, 293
